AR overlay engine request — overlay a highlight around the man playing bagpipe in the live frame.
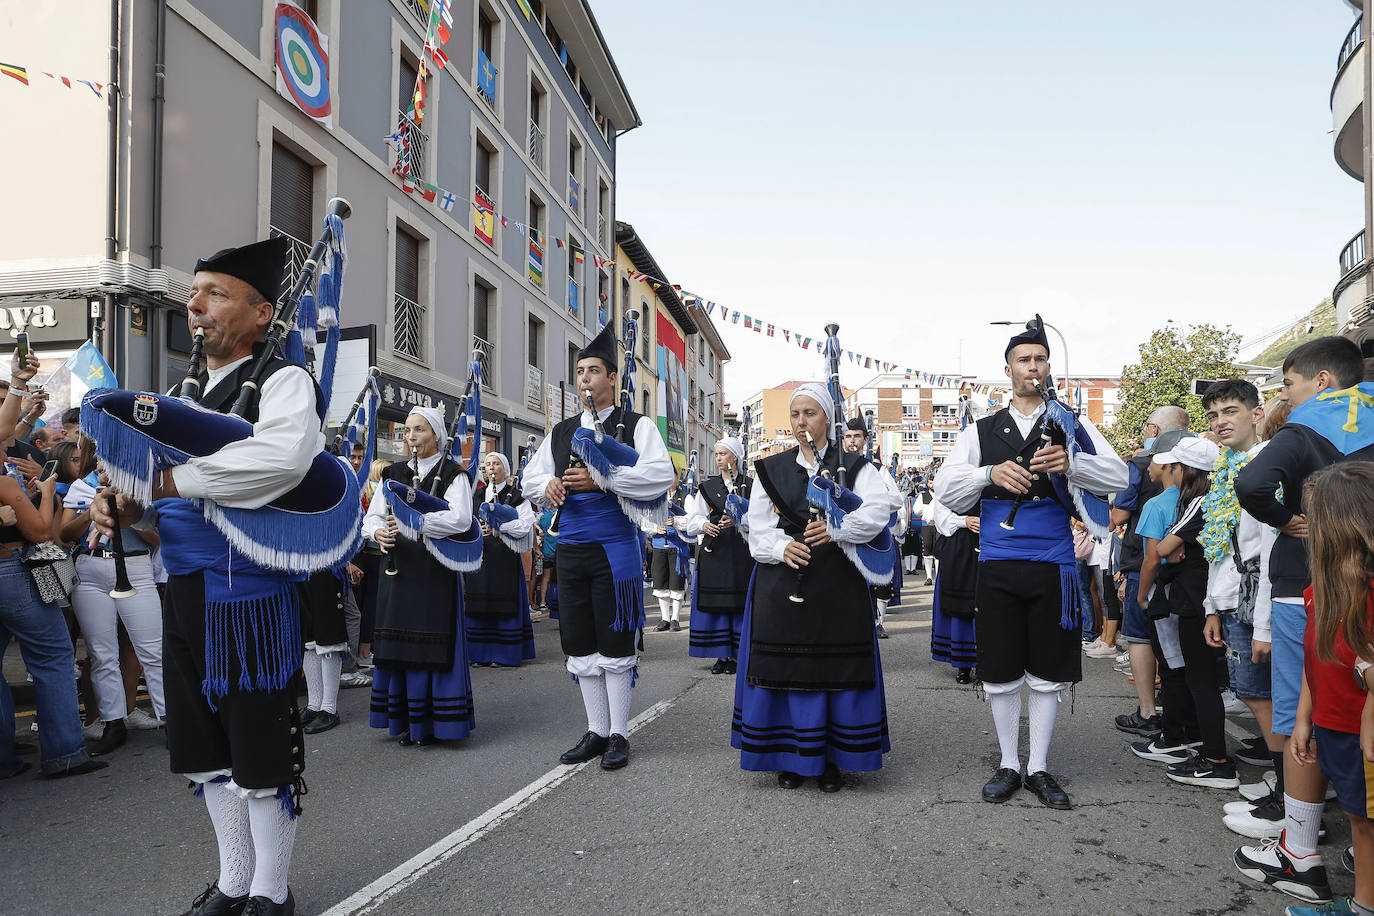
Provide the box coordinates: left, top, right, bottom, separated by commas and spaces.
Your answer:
934, 315, 1127, 811
89, 235, 357, 916
841, 417, 906, 639
521, 321, 675, 771
733, 383, 899, 792
464, 451, 537, 667
681, 437, 754, 674
362, 406, 478, 746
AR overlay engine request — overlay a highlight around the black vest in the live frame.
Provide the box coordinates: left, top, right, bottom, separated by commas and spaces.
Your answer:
699, 474, 752, 523
188, 343, 324, 425
975, 408, 1061, 504
471, 479, 525, 511
549, 407, 646, 477
754, 446, 866, 535
382, 454, 466, 496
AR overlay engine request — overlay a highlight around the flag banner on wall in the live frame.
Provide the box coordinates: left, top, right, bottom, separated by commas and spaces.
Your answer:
473, 187, 495, 246
656, 312, 688, 473
529, 238, 545, 285
274, 3, 332, 128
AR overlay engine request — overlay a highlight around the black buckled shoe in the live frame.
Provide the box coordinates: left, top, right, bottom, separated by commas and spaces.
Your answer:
982, 767, 1022, 803
876, 625, 889, 639
724, 658, 737, 674
600, 733, 629, 770
955, 669, 973, 685
710, 659, 729, 675
1025, 771, 1072, 810
299, 708, 319, 727
654, 621, 672, 632
670, 620, 681, 632
303, 711, 340, 735
777, 771, 804, 790
559, 730, 608, 764
182, 882, 249, 916
817, 763, 843, 793
242, 889, 294, 915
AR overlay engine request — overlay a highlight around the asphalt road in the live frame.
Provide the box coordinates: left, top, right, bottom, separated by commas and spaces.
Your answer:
0, 581, 1355, 915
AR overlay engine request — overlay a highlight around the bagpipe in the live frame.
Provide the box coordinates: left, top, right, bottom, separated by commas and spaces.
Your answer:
564, 308, 667, 528
80, 198, 365, 576
729, 404, 751, 526
998, 378, 1112, 537
662, 501, 695, 579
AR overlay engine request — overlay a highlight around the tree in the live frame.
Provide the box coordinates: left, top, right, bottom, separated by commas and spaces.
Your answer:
1105, 322, 1242, 454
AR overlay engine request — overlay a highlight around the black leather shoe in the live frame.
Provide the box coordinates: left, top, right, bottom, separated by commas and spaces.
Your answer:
982, 767, 1022, 803
600, 733, 629, 770
817, 763, 843, 793
670, 620, 681, 632
398, 734, 434, 747
303, 711, 339, 734
876, 625, 889, 639
87, 719, 127, 756
1025, 771, 1072, 810
654, 621, 672, 632
242, 889, 294, 915
955, 669, 973, 685
559, 731, 608, 764
182, 882, 248, 916
710, 658, 729, 674
724, 658, 737, 674
777, 771, 804, 789
299, 708, 319, 727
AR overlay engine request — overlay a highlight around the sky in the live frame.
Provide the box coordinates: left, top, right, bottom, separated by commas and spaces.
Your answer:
591, 1, 1363, 409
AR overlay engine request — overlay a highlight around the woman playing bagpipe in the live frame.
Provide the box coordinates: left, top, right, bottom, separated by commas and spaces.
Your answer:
463, 451, 537, 667
648, 477, 690, 632
681, 436, 753, 674
362, 405, 478, 746
86, 221, 361, 915
733, 376, 900, 793
520, 318, 676, 772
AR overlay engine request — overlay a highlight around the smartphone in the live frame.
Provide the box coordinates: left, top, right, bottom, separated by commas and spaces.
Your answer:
38, 459, 59, 482
14, 331, 29, 365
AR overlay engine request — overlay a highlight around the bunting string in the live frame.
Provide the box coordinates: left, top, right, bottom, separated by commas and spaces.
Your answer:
0, 60, 105, 97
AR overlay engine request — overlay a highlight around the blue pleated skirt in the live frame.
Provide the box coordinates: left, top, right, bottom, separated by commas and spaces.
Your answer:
931, 572, 977, 671
730, 573, 891, 775
465, 575, 536, 666
369, 591, 476, 742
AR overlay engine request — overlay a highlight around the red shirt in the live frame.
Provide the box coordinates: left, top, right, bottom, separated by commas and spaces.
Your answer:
1303, 585, 1370, 734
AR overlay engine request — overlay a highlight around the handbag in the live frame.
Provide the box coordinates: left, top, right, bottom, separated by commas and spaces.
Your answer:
23, 542, 78, 607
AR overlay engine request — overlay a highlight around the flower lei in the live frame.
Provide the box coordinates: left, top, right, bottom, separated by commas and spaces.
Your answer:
1199, 447, 1252, 563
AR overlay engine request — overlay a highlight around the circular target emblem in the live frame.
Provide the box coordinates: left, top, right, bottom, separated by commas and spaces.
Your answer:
275, 5, 330, 120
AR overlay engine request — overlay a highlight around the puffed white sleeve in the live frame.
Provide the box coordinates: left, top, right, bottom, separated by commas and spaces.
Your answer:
745, 476, 792, 565
361, 478, 389, 540
933, 499, 967, 536
499, 497, 535, 538
421, 472, 473, 538
520, 437, 556, 507
932, 425, 985, 515
834, 461, 897, 545
1067, 416, 1129, 496
681, 491, 710, 538
609, 416, 677, 501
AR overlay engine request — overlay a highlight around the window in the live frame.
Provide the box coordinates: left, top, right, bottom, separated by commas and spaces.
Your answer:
527, 192, 546, 287
620, 276, 630, 320
597, 180, 609, 249
597, 271, 609, 329
475, 5, 498, 111
566, 232, 582, 315
567, 341, 579, 386
567, 134, 582, 214
396, 54, 429, 183
640, 299, 650, 362
393, 227, 424, 360
901, 404, 918, 417
286, 0, 319, 22
528, 314, 544, 369
579, 79, 593, 113
527, 77, 547, 173
709, 357, 716, 379
473, 277, 495, 389
642, 388, 650, 416
698, 342, 705, 366
270, 141, 313, 301
474, 133, 498, 248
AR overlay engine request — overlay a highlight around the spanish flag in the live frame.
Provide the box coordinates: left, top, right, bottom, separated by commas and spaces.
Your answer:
1, 62, 28, 85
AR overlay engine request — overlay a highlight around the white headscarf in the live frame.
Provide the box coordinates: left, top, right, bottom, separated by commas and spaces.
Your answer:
486, 451, 512, 481
406, 406, 449, 457
716, 436, 745, 470
789, 383, 835, 440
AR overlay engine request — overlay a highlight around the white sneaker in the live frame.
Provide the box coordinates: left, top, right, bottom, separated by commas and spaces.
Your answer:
1221, 689, 1248, 716
1085, 641, 1119, 659
1234, 834, 1332, 903
124, 708, 162, 730
1239, 772, 1278, 801
83, 721, 105, 740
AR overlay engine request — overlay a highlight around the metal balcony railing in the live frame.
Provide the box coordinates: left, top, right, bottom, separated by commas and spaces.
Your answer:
597, 213, 607, 250
473, 334, 495, 390
1340, 230, 1366, 276
396, 108, 429, 184
267, 226, 311, 301
1338, 18, 1364, 72
528, 120, 546, 171
394, 293, 424, 360
401, 0, 426, 23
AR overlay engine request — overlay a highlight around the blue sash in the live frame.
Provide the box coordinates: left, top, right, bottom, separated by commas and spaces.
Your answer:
979, 498, 1082, 630
558, 491, 644, 632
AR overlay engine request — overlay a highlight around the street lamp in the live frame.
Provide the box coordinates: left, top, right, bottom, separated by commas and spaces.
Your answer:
990, 318, 1071, 407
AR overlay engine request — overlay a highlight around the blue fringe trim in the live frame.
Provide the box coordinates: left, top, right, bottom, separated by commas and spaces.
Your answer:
618, 494, 668, 529
317, 321, 340, 417
426, 519, 485, 572
201, 581, 300, 709
275, 778, 307, 819
612, 576, 645, 632
1059, 563, 1082, 631
284, 328, 306, 368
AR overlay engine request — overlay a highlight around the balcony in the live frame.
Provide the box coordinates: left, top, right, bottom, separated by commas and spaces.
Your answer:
1332, 17, 1365, 180
393, 293, 425, 361
597, 213, 607, 251
396, 108, 429, 184
400, 0, 427, 23
267, 226, 311, 301
528, 119, 546, 172
473, 334, 495, 390
1336, 230, 1371, 331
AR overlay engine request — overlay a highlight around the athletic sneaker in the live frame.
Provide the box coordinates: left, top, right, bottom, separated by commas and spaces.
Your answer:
339, 671, 372, 689
1085, 641, 1119, 659
1167, 754, 1240, 789
124, 708, 162, 730
1223, 794, 1285, 838
1221, 689, 1249, 716
1131, 737, 1201, 764
1283, 898, 1357, 916
1115, 651, 1130, 664
356, 655, 375, 670
1341, 846, 1355, 875
1235, 736, 1271, 767
1235, 833, 1333, 904
1240, 771, 1279, 801
1115, 709, 1162, 736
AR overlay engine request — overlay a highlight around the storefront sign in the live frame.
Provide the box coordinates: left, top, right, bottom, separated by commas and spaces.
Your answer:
2, 299, 88, 344
378, 374, 458, 425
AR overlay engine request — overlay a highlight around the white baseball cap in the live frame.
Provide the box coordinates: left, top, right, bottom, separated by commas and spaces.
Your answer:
1152, 436, 1219, 471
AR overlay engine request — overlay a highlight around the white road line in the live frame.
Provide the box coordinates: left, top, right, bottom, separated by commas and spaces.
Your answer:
319, 696, 680, 916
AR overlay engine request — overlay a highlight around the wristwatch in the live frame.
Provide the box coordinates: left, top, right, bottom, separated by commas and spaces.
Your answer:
1355, 659, 1373, 692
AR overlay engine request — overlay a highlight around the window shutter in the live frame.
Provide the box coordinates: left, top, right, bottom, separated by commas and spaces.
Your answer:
395, 230, 419, 301
270, 143, 313, 243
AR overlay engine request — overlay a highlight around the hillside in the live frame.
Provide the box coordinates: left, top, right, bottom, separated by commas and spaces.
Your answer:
1249, 297, 1337, 368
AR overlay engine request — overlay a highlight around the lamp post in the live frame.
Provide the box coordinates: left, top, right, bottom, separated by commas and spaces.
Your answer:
991, 318, 1071, 409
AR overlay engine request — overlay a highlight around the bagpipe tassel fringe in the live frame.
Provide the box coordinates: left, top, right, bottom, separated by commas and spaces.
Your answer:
1059, 563, 1083, 631
611, 576, 645, 632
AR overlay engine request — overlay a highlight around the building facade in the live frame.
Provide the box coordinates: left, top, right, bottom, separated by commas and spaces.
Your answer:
1333, 0, 1373, 368
0, 0, 639, 464
684, 301, 729, 472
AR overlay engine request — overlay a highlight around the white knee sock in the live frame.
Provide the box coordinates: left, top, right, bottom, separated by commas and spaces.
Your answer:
246, 793, 297, 904
875, 600, 887, 626
1283, 795, 1326, 857
657, 596, 673, 622
577, 674, 610, 737
670, 597, 682, 622
986, 684, 1023, 771
1026, 686, 1063, 775
319, 652, 343, 714
203, 781, 253, 898
302, 651, 323, 712
605, 668, 634, 737
923, 557, 935, 580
